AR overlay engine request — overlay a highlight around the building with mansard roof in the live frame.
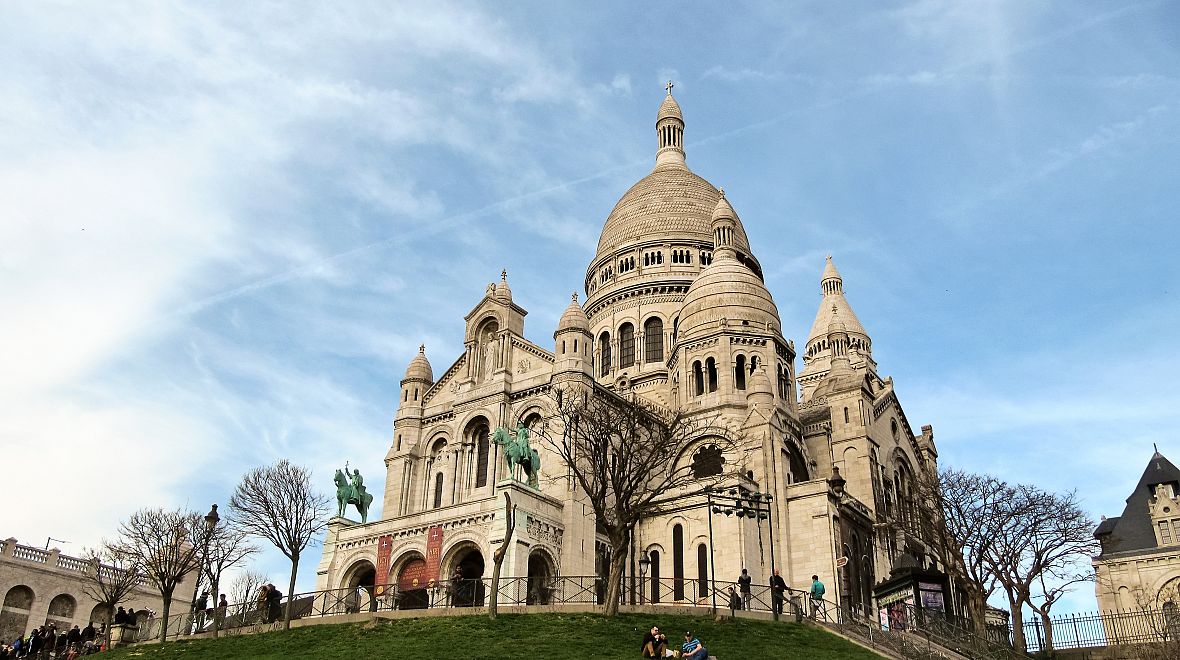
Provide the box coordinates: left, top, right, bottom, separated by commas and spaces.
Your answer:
315, 87, 942, 618
1093, 448, 1180, 611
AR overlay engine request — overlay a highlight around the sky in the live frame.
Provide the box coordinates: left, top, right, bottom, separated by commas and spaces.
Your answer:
2, 1, 1178, 616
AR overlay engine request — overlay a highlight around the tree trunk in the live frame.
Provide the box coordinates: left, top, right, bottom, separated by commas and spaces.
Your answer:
284, 554, 299, 630
488, 492, 515, 620
603, 543, 629, 617
210, 576, 220, 638
963, 586, 989, 637
106, 603, 116, 650
1007, 594, 1027, 654
1040, 610, 1054, 653
158, 587, 174, 643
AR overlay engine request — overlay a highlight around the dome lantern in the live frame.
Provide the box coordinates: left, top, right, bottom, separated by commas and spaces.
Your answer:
655, 81, 686, 170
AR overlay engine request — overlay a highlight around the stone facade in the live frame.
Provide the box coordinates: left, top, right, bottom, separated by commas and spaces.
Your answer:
1093, 450, 1180, 611
315, 88, 940, 615
0, 537, 193, 642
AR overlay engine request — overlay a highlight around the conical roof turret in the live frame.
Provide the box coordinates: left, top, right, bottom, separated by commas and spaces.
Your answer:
494, 269, 512, 302
654, 81, 686, 170
555, 292, 590, 335
806, 256, 869, 350
403, 344, 433, 383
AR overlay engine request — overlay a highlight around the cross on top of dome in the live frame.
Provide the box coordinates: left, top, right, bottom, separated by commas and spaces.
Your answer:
666, 80, 674, 94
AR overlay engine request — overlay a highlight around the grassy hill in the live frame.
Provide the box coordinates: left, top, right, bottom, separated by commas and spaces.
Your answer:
105, 612, 884, 660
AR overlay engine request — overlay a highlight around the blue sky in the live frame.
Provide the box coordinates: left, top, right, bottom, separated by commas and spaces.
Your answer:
2, 1, 1178, 614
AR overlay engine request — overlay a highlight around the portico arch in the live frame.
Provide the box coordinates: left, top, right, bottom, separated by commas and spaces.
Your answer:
340, 558, 377, 613
526, 548, 557, 605
392, 551, 429, 610
442, 542, 486, 607
1, 585, 34, 641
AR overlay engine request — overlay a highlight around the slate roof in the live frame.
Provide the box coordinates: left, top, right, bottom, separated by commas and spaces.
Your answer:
1095, 450, 1180, 556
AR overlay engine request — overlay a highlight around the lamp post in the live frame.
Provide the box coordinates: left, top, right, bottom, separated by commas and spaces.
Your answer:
638, 553, 650, 606
709, 488, 776, 619
189, 504, 219, 635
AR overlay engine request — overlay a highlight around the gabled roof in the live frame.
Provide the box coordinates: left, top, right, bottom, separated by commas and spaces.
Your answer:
1095, 450, 1180, 555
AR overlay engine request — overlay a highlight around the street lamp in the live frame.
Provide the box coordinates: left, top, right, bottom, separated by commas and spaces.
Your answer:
638, 553, 650, 605
189, 504, 219, 635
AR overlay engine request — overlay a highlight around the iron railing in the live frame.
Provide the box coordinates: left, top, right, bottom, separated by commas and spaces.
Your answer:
128, 574, 1018, 660
1021, 608, 1180, 652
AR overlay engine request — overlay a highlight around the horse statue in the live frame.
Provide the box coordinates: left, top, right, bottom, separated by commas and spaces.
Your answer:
491, 422, 541, 489
334, 465, 374, 523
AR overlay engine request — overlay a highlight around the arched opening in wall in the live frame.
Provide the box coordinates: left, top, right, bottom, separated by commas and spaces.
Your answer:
649, 550, 661, 603
599, 332, 612, 377
619, 323, 635, 367
0, 586, 34, 643
46, 593, 76, 626
734, 355, 747, 390
526, 549, 556, 605
691, 444, 724, 479
644, 317, 664, 363
672, 317, 679, 345
672, 525, 685, 601
696, 544, 709, 598
394, 553, 429, 610
448, 546, 486, 607
705, 358, 718, 393
785, 444, 810, 484
468, 417, 491, 488
341, 559, 377, 613
433, 472, 445, 509
692, 361, 704, 396
88, 603, 110, 626
841, 543, 855, 613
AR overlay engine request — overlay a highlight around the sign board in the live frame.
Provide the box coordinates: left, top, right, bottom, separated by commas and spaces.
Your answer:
835, 556, 849, 568
374, 535, 393, 595
424, 525, 444, 587
398, 558, 427, 591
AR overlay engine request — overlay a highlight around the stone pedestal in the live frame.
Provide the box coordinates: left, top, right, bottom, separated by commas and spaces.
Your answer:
107, 624, 137, 647
489, 479, 566, 604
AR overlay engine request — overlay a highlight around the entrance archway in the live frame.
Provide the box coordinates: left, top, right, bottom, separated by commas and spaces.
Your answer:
526, 550, 556, 605
448, 546, 485, 607
1, 586, 34, 642
341, 560, 377, 613
395, 553, 429, 610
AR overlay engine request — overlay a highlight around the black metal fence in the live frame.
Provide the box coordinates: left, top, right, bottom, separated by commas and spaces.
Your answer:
1022, 608, 1180, 652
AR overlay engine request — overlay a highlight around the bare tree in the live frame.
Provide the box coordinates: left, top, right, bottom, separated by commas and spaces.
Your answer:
988, 486, 1098, 654
227, 569, 270, 623
79, 542, 144, 648
200, 525, 257, 636
228, 459, 330, 629
115, 508, 205, 642
487, 491, 516, 620
910, 468, 1010, 637
533, 384, 746, 616
1126, 580, 1180, 660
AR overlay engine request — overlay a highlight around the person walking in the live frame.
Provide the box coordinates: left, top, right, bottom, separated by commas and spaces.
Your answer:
809, 575, 826, 619
737, 568, 752, 610
769, 569, 788, 617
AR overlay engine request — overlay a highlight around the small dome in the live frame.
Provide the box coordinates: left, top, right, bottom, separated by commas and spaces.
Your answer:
495, 270, 512, 302
748, 364, 774, 397
679, 252, 780, 341
555, 292, 590, 335
403, 345, 433, 382
711, 189, 736, 223
658, 91, 683, 123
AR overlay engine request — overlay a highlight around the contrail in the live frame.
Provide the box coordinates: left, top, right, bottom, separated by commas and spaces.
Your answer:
169, 1, 1157, 317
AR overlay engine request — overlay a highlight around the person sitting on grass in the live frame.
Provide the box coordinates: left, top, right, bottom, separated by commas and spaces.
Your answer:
681, 631, 708, 660
641, 625, 668, 658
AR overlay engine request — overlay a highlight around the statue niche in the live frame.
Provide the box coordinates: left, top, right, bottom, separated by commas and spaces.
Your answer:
476, 319, 500, 382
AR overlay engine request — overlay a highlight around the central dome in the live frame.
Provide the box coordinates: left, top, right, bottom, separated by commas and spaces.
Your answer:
594, 167, 752, 257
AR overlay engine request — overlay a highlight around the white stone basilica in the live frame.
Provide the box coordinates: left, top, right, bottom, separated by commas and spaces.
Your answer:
315, 88, 940, 614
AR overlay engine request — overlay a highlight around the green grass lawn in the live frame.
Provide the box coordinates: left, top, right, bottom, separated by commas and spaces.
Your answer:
104, 612, 884, 660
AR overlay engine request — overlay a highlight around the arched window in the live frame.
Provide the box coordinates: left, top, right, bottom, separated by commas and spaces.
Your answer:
644, 317, 664, 363
474, 422, 491, 488
619, 323, 635, 368
433, 473, 444, 509
649, 550, 661, 603
697, 544, 709, 597
599, 332, 611, 377
692, 445, 724, 479
692, 361, 704, 396
672, 317, 679, 345
396, 434, 402, 452
705, 358, 718, 393
672, 525, 685, 601
734, 355, 747, 390
785, 444, 809, 484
